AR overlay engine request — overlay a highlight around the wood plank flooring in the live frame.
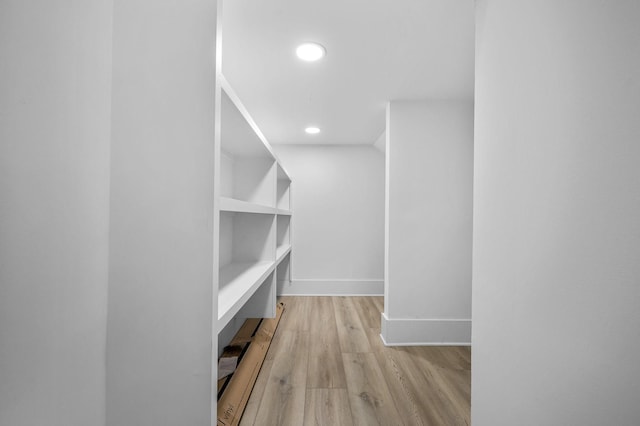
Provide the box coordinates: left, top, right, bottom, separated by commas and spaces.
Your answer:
239, 296, 471, 426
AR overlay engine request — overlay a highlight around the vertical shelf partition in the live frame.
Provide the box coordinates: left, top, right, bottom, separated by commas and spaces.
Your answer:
276, 164, 291, 213
216, 77, 292, 334
275, 164, 292, 293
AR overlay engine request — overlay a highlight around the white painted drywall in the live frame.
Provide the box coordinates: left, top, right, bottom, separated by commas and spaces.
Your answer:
107, 1, 217, 425
273, 145, 385, 294
473, 1, 640, 424
0, 2, 112, 425
383, 100, 473, 344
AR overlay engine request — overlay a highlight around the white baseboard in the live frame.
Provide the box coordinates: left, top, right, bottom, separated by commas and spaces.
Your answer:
380, 312, 471, 346
277, 279, 383, 296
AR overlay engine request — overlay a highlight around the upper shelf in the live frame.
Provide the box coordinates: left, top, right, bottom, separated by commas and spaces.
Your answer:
220, 76, 274, 159
220, 197, 276, 215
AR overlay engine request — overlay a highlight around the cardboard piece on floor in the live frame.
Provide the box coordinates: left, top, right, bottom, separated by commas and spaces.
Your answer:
217, 302, 285, 426
218, 346, 242, 380
217, 318, 262, 392
230, 318, 262, 346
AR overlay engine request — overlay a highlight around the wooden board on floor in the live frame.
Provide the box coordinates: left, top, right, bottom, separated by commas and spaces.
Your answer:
238, 359, 273, 426
218, 318, 263, 394
217, 302, 285, 426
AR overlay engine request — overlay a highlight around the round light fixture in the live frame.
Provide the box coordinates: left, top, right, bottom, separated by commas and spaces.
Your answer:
296, 42, 326, 62
305, 126, 321, 135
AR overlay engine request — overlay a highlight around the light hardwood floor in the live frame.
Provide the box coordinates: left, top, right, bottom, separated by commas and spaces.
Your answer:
239, 296, 471, 426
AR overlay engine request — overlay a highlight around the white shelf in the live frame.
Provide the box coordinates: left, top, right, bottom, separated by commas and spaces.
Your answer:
220, 80, 274, 159
276, 244, 292, 264
220, 197, 276, 214
218, 261, 275, 332
276, 209, 292, 216
277, 163, 291, 181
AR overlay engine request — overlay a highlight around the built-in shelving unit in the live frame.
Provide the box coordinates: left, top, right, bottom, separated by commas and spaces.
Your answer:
215, 76, 292, 334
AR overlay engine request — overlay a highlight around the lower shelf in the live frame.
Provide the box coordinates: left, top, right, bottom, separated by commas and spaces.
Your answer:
218, 261, 275, 332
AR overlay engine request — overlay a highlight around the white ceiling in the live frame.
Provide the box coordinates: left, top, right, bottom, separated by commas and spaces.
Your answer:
221, 0, 474, 145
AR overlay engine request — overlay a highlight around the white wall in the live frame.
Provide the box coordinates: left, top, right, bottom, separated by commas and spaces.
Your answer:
383, 100, 473, 345
0, 1, 112, 425
373, 132, 386, 154
273, 145, 385, 295
106, 1, 217, 425
473, 1, 640, 425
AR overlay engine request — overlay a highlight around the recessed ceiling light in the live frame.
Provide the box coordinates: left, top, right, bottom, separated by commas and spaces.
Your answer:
305, 126, 321, 134
296, 43, 326, 62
